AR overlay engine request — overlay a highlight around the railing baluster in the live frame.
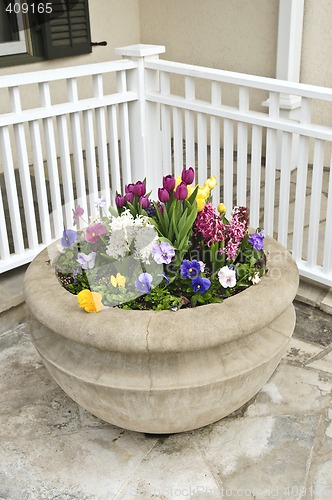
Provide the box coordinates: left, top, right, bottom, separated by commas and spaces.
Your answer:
210, 82, 221, 204
223, 119, 234, 216
0, 186, 10, 260
173, 107, 183, 174
277, 132, 292, 246
264, 91, 279, 236
67, 77, 88, 221
323, 153, 332, 274
237, 87, 249, 206
0, 126, 24, 253
197, 112, 207, 186
160, 72, 172, 175
249, 125, 263, 228
39, 81, 63, 239
57, 114, 75, 229
10, 86, 39, 249
292, 97, 311, 262
93, 74, 110, 205
83, 108, 98, 215
29, 119, 52, 243
117, 70, 132, 188
107, 105, 121, 200
185, 77, 196, 169
307, 139, 324, 267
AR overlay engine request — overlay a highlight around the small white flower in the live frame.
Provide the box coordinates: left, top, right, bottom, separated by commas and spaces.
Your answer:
250, 272, 261, 285
218, 266, 236, 288
199, 261, 206, 272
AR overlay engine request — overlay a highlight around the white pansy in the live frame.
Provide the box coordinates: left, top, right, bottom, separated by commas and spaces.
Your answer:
251, 272, 261, 285
218, 266, 236, 288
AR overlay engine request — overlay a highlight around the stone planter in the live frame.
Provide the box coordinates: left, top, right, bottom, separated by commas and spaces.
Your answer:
24, 236, 298, 434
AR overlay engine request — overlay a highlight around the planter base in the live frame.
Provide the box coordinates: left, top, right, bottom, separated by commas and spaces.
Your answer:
24, 237, 299, 434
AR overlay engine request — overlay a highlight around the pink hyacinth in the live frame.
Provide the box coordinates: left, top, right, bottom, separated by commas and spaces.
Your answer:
193, 202, 225, 247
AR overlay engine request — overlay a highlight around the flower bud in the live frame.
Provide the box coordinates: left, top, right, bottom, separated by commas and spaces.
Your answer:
158, 187, 170, 203
115, 194, 126, 208
125, 183, 135, 193
181, 167, 195, 185
162, 174, 176, 192
139, 196, 150, 209
217, 203, 227, 215
133, 181, 146, 197
174, 182, 188, 200
125, 192, 134, 204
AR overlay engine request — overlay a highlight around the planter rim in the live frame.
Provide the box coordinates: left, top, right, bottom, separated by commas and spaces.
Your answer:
24, 236, 299, 353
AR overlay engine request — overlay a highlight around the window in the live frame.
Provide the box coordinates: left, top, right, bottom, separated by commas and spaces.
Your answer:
0, 0, 92, 67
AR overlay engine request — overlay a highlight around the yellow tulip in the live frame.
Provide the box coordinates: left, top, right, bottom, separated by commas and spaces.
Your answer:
217, 203, 227, 215
174, 175, 182, 190
204, 175, 217, 190
77, 289, 103, 313
110, 273, 126, 288
197, 185, 210, 199
196, 194, 206, 212
186, 185, 194, 199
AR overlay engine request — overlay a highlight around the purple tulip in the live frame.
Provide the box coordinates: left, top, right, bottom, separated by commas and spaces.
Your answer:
174, 181, 188, 200
133, 181, 146, 197
158, 187, 170, 203
181, 167, 195, 185
139, 196, 150, 209
163, 174, 176, 192
125, 192, 134, 204
115, 194, 126, 208
125, 183, 135, 194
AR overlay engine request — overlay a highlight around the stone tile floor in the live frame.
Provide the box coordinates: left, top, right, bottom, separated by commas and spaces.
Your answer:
1, 301, 332, 500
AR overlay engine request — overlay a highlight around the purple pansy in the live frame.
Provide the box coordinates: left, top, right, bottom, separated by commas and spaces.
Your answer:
192, 276, 211, 294
248, 231, 265, 251
61, 229, 78, 248
135, 273, 153, 293
152, 242, 175, 265
72, 205, 84, 226
180, 259, 201, 278
85, 222, 107, 243
77, 252, 97, 270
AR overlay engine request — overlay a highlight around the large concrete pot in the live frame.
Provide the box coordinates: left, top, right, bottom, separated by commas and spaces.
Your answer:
24, 236, 298, 434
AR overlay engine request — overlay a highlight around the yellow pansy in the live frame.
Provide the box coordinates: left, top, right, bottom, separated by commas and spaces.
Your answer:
217, 203, 227, 215
110, 273, 126, 288
196, 194, 206, 212
77, 290, 103, 313
204, 175, 217, 190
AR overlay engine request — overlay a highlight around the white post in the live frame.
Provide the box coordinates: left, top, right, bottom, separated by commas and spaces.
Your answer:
276, 0, 304, 114
114, 44, 165, 197
263, 0, 304, 169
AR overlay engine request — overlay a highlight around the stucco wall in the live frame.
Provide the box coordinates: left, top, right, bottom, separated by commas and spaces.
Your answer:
139, 0, 279, 77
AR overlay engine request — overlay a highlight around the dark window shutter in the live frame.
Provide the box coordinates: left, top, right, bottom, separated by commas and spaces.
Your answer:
41, 0, 92, 59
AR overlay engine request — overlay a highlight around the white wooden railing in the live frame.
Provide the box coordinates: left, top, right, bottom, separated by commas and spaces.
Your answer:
0, 44, 332, 287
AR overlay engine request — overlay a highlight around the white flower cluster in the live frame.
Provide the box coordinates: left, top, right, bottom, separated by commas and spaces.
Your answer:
106, 210, 158, 263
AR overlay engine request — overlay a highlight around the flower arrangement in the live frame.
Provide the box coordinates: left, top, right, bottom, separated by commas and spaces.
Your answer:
53, 167, 266, 312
